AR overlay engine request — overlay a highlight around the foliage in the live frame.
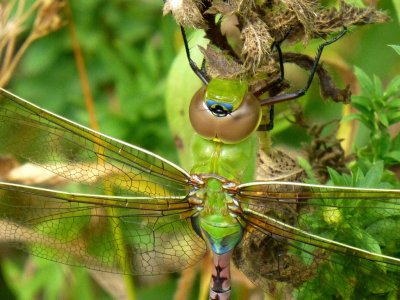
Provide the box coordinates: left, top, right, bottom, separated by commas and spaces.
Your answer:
0, 0, 64, 87
349, 66, 400, 173
8, 0, 178, 161
296, 48, 400, 298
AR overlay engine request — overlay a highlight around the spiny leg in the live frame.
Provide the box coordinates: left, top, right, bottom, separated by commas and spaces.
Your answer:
265, 40, 284, 130
256, 35, 288, 131
255, 38, 287, 99
260, 28, 348, 106
180, 26, 209, 85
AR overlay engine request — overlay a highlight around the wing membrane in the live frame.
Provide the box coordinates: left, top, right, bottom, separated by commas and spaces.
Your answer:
234, 181, 400, 297
0, 88, 190, 197
0, 182, 206, 275
0, 89, 206, 274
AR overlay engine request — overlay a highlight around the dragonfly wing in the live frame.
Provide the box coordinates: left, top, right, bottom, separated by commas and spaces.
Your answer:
0, 88, 190, 197
0, 89, 206, 274
234, 181, 400, 298
0, 182, 206, 275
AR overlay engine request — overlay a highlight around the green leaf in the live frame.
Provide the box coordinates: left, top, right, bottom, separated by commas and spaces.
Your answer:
385, 75, 400, 97
354, 66, 374, 98
352, 95, 372, 107
393, 0, 400, 24
363, 161, 384, 187
387, 98, 400, 109
388, 44, 400, 55
342, 114, 361, 122
327, 168, 345, 185
297, 157, 318, 183
354, 113, 373, 129
350, 227, 382, 255
379, 111, 389, 127
367, 219, 400, 246
352, 96, 372, 116
352, 167, 365, 186
344, 0, 366, 7
373, 75, 384, 99
385, 151, 400, 162
389, 111, 400, 124
376, 133, 392, 157
393, 132, 400, 149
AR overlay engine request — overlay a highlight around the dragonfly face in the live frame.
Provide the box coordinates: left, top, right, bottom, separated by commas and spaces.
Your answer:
189, 78, 262, 144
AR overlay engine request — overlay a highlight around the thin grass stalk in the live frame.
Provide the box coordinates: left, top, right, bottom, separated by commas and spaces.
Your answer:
64, 2, 137, 300
173, 264, 197, 300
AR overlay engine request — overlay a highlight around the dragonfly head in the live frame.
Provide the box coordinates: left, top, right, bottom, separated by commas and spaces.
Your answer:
189, 78, 262, 144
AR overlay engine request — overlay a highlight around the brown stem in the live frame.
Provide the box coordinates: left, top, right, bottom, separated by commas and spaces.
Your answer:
64, 1, 99, 131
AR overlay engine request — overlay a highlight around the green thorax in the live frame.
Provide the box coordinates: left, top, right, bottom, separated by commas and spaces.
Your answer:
190, 134, 257, 254
190, 133, 257, 182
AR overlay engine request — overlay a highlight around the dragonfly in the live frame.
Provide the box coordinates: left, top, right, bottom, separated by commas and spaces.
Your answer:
1, 65, 400, 300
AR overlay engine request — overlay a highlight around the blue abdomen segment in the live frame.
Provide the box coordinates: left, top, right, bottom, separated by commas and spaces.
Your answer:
199, 215, 244, 255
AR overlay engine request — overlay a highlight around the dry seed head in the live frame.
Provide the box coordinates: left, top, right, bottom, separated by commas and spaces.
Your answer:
0, 3, 23, 40
200, 45, 245, 79
32, 0, 65, 39
167, 0, 389, 78
240, 13, 273, 72
163, 0, 206, 28
206, 0, 255, 16
278, 0, 319, 41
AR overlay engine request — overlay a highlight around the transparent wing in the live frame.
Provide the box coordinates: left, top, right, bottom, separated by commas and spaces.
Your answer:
234, 181, 400, 298
0, 88, 190, 197
0, 89, 206, 274
0, 182, 206, 274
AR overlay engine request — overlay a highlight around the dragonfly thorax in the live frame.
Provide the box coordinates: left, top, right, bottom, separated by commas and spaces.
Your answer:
190, 176, 244, 255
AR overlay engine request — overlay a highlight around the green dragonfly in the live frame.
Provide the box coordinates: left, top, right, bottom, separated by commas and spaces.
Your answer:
1, 73, 400, 300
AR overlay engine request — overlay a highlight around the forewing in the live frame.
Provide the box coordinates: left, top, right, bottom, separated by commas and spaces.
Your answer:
0, 88, 190, 197
0, 89, 206, 274
233, 181, 400, 298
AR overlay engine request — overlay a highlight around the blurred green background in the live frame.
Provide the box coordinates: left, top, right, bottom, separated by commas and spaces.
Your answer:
1, 0, 400, 299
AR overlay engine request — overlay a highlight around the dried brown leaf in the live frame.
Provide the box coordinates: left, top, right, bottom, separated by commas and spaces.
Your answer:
163, 0, 206, 28
314, 0, 389, 37
206, 0, 255, 16
240, 13, 273, 72
290, 106, 353, 183
32, 0, 66, 39
313, 0, 389, 36
283, 52, 351, 103
256, 148, 305, 181
200, 45, 244, 78
279, 0, 319, 40
0, 156, 19, 180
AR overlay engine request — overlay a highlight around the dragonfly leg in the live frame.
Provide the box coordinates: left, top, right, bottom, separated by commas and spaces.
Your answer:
255, 35, 287, 98
255, 35, 287, 131
180, 26, 209, 85
209, 250, 232, 300
259, 28, 348, 106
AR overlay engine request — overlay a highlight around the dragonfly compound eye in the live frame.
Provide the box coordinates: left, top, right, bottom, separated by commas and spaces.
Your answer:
189, 86, 262, 144
205, 100, 232, 117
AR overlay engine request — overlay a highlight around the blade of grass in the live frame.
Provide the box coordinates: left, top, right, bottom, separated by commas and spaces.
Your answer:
64, 2, 136, 300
